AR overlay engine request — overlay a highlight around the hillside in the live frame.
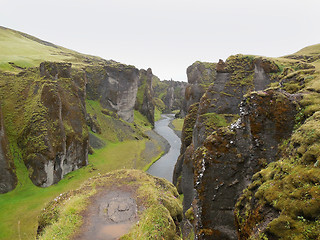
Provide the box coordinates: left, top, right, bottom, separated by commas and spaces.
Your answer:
0, 26, 108, 73
0, 26, 173, 240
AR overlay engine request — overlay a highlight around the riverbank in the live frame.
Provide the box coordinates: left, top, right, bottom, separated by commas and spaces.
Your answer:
146, 114, 182, 182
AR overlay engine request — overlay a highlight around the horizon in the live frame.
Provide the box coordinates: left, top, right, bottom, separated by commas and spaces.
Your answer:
1, 0, 320, 81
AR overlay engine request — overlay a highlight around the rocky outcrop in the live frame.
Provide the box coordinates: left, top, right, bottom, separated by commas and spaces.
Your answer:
0, 105, 17, 193
161, 80, 187, 114
192, 89, 298, 239
135, 68, 155, 126
85, 62, 139, 122
174, 55, 304, 239
174, 55, 279, 191
235, 109, 320, 239
183, 61, 216, 115
152, 78, 187, 115
16, 62, 88, 187
174, 50, 320, 239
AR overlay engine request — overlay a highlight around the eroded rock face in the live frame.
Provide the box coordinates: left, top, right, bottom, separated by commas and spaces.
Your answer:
192, 90, 298, 239
174, 56, 298, 239
135, 68, 155, 126
86, 62, 139, 122
0, 105, 17, 193
162, 80, 187, 114
152, 78, 187, 116
184, 61, 216, 114
17, 62, 88, 187
175, 56, 279, 195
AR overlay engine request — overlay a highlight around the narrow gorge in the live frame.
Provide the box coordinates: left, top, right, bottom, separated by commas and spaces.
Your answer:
0, 26, 319, 240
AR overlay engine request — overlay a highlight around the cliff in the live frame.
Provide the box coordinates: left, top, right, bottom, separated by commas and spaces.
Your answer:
135, 68, 155, 126
0, 105, 17, 193
0, 27, 161, 190
86, 62, 139, 123
153, 77, 187, 114
0, 62, 89, 187
175, 46, 320, 239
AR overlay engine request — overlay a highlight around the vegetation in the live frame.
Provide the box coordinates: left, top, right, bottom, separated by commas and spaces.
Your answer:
0, 26, 106, 74
171, 118, 184, 132
37, 170, 182, 240
234, 44, 320, 239
0, 94, 163, 240
0, 26, 178, 240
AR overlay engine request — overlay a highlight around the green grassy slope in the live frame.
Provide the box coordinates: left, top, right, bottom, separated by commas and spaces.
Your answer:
0, 26, 105, 73
0, 98, 161, 240
0, 26, 164, 240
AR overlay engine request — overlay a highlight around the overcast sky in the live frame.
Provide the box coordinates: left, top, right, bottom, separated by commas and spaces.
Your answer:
1, 0, 320, 81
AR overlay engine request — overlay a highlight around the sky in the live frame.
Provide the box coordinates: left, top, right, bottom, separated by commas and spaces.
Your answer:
1, 0, 320, 81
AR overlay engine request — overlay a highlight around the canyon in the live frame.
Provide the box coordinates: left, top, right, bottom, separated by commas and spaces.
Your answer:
0, 26, 319, 240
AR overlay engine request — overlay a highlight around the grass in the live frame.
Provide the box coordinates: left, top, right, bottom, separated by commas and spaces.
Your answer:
38, 193, 93, 240
0, 98, 162, 240
171, 118, 184, 132
0, 26, 105, 73
293, 44, 320, 56
37, 169, 182, 240
0, 139, 154, 240
154, 107, 162, 122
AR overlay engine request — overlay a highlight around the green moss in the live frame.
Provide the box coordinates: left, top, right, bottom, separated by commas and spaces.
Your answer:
153, 97, 165, 113
201, 112, 228, 130
300, 93, 320, 117
185, 207, 195, 221
154, 107, 162, 122
289, 111, 320, 165
225, 54, 255, 89
182, 103, 199, 147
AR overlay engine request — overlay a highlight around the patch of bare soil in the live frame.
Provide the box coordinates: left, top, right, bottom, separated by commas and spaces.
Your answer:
73, 190, 138, 240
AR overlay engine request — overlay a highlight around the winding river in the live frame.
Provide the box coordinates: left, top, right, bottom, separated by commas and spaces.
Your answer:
147, 114, 181, 182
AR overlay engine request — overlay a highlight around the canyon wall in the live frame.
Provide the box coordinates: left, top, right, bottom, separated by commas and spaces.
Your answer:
175, 52, 320, 239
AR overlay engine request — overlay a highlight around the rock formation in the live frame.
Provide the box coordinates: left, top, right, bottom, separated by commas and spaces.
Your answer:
0, 105, 17, 193
85, 62, 139, 123
16, 62, 89, 187
175, 51, 320, 239
183, 61, 216, 115
135, 68, 155, 126
152, 77, 187, 115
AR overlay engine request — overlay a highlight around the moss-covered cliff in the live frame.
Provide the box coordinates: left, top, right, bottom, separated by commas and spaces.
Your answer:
0, 62, 88, 187
135, 68, 155, 126
0, 26, 173, 240
152, 76, 187, 115
176, 44, 320, 240
0, 26, 161, 190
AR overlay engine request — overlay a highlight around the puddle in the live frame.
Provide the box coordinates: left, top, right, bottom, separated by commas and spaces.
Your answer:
97, 222, 133, 239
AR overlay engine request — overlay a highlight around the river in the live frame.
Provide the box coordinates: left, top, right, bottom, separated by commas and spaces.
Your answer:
147, 114, 181, 182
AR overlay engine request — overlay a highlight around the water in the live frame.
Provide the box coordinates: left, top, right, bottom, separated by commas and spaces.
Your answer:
147, 114, 181, 182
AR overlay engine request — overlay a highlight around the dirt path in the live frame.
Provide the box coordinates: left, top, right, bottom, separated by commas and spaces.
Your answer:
73, 189, 138, 240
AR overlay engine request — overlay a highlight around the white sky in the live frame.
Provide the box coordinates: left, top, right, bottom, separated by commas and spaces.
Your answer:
1, 0, 320, 81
